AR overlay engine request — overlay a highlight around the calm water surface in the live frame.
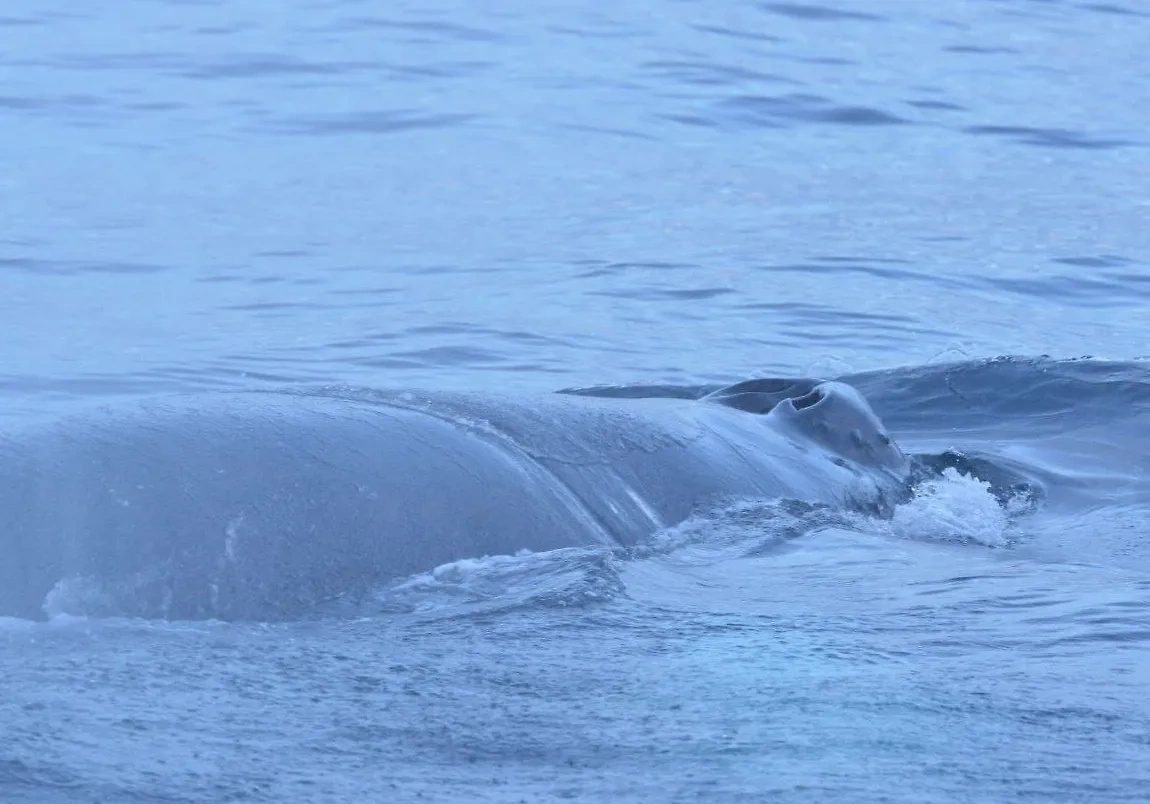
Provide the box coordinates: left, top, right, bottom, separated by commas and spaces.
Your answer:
2, 0, 1149, 801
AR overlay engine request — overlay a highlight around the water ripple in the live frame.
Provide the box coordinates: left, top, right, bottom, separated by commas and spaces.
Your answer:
757, 261, 944, 284
1079, 3, 1150, 17
179, 54, 379, 80
1052, 255, 1137, 268
690, 23, 783, 44
759, 3, 885, 22
591, 286, 736, 302
333, 17, 507, 43
266, 110, 476, 136
978, 262, 1150, 307
0, 258, 168, 275
905, 98, 967, 112
963, 124, 1137, 149
642, 60, 794, 88
944, 45, 1020, 55
719, 93, 908, 127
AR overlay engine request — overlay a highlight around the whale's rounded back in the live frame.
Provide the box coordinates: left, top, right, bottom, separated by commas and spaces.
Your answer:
0, 381, 910, 621
772, 381, 907, 472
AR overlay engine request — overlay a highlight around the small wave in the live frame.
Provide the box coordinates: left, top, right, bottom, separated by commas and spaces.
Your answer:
635, 497, 870, 562
0, 757, 82, 792
843, 356, 1150, 437
351, 546, 627, 619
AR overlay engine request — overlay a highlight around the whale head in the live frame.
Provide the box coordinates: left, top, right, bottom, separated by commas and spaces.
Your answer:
770, 381, 908, 473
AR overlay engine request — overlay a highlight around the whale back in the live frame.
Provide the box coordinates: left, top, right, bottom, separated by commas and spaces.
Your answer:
0, 394, 613, 621
0, 380, 910, 621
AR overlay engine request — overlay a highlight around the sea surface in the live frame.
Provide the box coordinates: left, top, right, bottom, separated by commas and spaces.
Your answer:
2, 0, 1149, 801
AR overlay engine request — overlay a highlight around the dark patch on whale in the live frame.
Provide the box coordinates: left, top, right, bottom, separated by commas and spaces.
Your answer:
0, 379, 908, 621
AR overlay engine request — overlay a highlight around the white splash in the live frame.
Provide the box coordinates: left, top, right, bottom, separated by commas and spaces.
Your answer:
223, 513, 244, 563
890, 467, 1012, 547
41, 575, 111, 619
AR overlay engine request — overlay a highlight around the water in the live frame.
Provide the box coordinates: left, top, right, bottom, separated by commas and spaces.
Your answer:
2, 0, 1149, 801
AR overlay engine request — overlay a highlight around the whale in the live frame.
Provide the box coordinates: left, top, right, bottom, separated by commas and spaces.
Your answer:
0, 378, 909, 621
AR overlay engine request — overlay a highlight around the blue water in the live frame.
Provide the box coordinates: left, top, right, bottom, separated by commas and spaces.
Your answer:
2, 0, 1149, 801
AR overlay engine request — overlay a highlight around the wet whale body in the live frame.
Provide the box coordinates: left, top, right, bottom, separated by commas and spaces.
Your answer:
0, 379, 909, 621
